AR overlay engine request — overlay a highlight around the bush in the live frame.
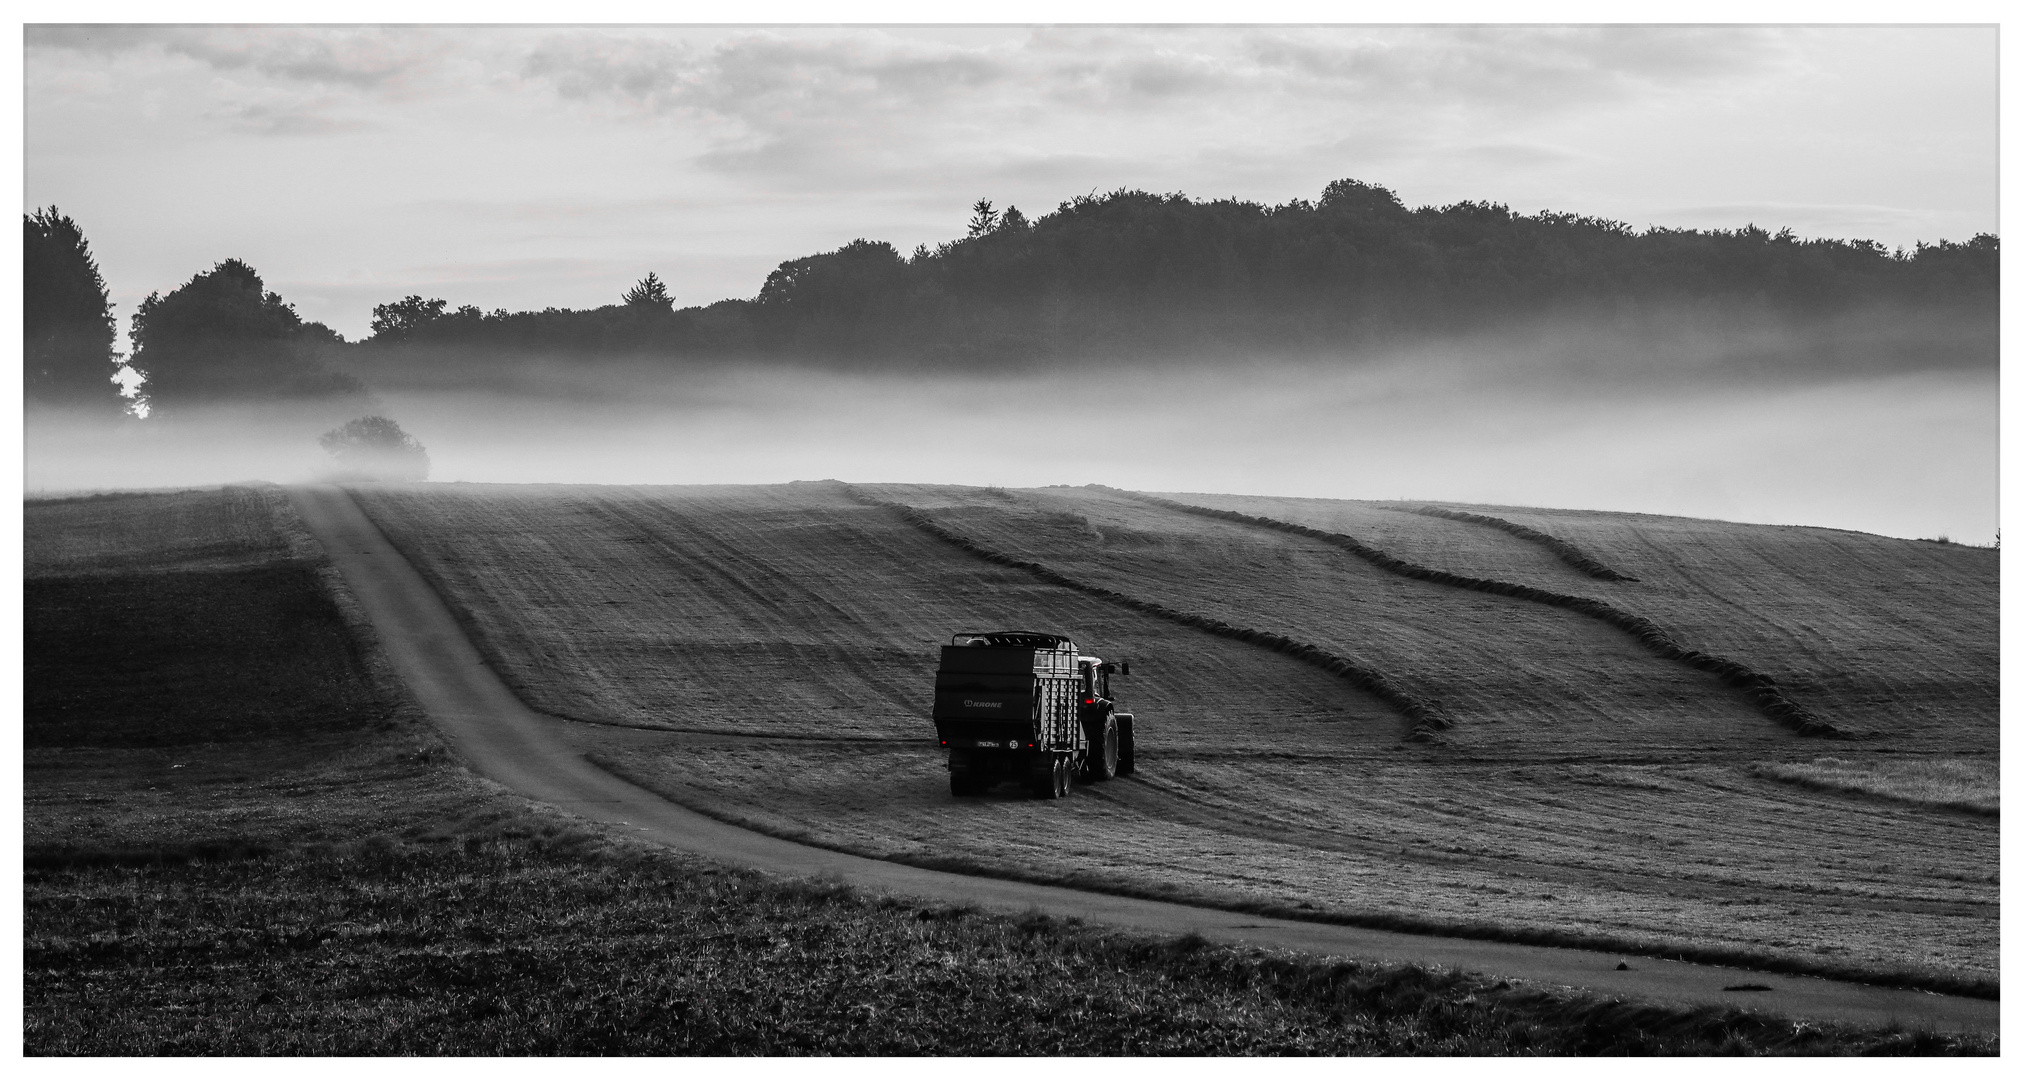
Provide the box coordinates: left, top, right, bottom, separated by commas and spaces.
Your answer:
319, 415, 429, 481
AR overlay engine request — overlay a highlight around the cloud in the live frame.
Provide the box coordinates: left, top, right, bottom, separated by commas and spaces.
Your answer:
29, 24, 453, 93
1239, 26, 1765, 101
508, 26, 1795, 191
522, 29, 1011, 118
28, 25, 1801, 187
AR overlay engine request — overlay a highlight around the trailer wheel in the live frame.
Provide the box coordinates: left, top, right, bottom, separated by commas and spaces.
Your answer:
1085, 712, 1118, 781
1116, 713, 1136, 776
950, 771, 983, 797
1032, 754, 1071, 799
1027, 759, 1055, 799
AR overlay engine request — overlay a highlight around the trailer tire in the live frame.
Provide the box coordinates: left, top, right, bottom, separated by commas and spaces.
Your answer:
1033, 754, 1071, 799
1028, 760, 1054, 799
1085, 712, 1118, 781
951, 771, 984, 797
1116, 713, 1136, 776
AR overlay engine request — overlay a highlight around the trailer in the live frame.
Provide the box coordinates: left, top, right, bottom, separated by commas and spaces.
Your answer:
931, 630, 1136, 799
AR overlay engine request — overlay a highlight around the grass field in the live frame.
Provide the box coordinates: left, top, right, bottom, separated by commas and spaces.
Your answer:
348, 482, 1999, 991
40, 486, 1990, 1054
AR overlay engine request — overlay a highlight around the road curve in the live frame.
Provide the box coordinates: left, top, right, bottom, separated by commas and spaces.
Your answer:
288, 484, 1997, 1035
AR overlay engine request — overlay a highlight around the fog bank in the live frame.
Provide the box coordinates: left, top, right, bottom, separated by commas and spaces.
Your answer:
24, 324, 1998, 545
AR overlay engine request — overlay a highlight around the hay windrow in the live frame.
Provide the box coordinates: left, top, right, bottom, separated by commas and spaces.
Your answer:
1749, 757, 1997, 816
1401, 505, 1638, 581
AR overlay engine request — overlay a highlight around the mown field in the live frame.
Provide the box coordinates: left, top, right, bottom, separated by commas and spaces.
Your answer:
1169, 490, 1998, 742
37, 486, 1978, 1055
350, 482, 1999, 991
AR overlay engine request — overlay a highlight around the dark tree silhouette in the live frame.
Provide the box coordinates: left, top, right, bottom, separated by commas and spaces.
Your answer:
24, 207, 124, 411
623, 272, 675, 311
755, 239, 908, 350
1318, 178, 1409, 218
368, 295, 449, 344
129, 258, 357, 413
966, 198, 999, 237
318, 415, 429, 481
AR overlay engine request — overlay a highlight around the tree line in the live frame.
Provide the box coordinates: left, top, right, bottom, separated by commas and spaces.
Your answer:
24, 208, 354, 416
24, 180, 2001, 413
737, 182, 1998, 362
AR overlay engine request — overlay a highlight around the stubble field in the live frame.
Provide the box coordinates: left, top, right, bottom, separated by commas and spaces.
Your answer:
349, 481, 1998, 990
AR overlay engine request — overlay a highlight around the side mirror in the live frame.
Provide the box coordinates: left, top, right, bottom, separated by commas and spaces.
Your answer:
1120, 662, 1131, 676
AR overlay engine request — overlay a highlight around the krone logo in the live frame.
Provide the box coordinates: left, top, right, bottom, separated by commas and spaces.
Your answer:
963, 699, 1003, 709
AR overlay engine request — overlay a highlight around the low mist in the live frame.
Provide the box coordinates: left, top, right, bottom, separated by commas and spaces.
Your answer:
25, 313, 1997, 544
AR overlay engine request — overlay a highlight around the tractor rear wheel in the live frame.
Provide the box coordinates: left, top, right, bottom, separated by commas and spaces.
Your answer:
1085, 712, 1118, 781
1116, 713, 1136, 776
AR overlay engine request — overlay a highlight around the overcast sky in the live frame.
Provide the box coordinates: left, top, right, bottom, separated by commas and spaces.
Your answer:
23, 23, 2000, 340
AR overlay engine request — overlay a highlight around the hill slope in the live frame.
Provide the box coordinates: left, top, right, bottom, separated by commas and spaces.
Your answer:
1166, 491, 1997, 743
349, 482, 1997, 987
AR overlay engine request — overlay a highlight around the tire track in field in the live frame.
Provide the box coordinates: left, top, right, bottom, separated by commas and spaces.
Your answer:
1111, 489, 1847, 740
1398, 505, 1637, 581
838, 486, 1449, 740
575, 493, 932, 723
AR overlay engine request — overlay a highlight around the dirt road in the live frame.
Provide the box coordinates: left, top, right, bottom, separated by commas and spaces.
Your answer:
288, 484, 1997, 1035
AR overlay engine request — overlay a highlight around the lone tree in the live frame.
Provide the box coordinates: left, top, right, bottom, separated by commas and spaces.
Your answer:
622, 272, 675, 311
318, 415, 430, 481
24, 206, 124, 411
